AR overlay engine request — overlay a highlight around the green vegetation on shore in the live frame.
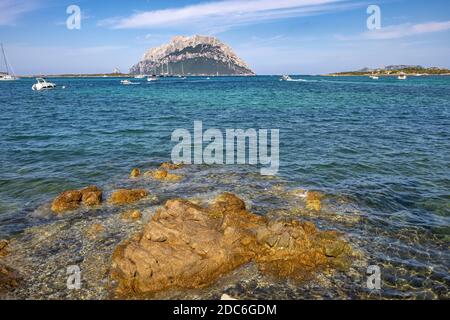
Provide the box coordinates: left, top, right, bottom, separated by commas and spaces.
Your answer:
329, 66, 450, 76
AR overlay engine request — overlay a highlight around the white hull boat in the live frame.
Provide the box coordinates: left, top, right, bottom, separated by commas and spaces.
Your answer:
32, 78, 56, 90
121, 80, 139, 85
280, 75, 307, 82
0, 74, 17, 81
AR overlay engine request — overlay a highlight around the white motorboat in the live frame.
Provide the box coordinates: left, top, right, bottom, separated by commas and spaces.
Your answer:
369, 73, 379, 79
280, 75, 293, 81
121, 79, 139, 85
147, 75, 158, 82
32, 78, 56, 90
280, 74, 307, 82
398, 73, 407, 80
0, 44, 18, 81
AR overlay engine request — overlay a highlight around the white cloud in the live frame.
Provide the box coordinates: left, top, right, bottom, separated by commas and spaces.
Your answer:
337, 20, 450, 41
99, 0, 359, 31
0, 0, 39, 26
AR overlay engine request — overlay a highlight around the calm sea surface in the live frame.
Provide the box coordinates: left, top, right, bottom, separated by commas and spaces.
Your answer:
0, 76, 448, 299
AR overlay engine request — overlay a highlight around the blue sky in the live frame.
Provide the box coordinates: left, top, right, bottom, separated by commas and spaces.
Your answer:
1, 0, 449, 75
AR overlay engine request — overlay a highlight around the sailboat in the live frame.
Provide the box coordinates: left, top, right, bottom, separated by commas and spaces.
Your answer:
0, 43, 18, 81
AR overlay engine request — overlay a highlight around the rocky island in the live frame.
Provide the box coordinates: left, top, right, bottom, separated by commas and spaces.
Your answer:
130, 35, 255, 76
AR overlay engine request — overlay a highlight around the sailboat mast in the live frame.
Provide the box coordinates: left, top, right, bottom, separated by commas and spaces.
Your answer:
1, 43, 10, 75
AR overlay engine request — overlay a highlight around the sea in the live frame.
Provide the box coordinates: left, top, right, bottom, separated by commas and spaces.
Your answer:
0, 75, 448, 299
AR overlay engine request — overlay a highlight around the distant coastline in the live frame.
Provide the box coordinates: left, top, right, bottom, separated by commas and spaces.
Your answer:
327, 65, 450, 76
17, 73, 258, 78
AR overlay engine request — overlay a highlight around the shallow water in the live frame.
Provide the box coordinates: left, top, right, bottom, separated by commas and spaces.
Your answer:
0, 76, 449, 299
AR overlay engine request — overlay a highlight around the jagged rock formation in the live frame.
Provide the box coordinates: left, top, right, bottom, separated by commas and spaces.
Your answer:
111, 193, 352, 295
130, 35, 254, 76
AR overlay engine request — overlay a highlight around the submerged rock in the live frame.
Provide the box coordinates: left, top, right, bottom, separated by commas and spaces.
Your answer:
51, 186, 103, 214
306, 191, 323, 211
109, 189, 149, 205
0, 263, 21, 294
144, 169, 183, 182
121, 210, 142, 221
111, 193, 352, 295
85, 223, 106, 240
129, 168, 141, 178
0, 240, 9, 257
159, 162, 184, 170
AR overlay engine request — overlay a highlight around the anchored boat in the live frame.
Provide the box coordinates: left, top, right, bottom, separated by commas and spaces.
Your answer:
0, 43, 18, 81
32, 78, 56, 90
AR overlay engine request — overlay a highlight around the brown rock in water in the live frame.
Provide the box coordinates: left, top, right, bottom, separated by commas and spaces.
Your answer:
51, 190, 82, 213
306, 191, 323, 211
85, 223, 105, 239
159, 162, 184, 170
80, 186, 103, 206
144, 169, 183, 182
121, 210, 142, 221
51, 186, 103, 213
111, 193, 352, 295
0, 263, 21, 294
130, 168, 141, 178
109, 189, 149, 205
0, 240, 9, 257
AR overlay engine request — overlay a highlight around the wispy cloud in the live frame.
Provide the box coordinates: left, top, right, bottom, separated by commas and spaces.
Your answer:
99, 0, 361, 32
337, 20, 450, 41
0, 0, 40, 26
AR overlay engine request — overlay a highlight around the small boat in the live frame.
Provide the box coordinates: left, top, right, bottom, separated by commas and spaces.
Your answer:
0, 44, 18, 81
147, 75, 158, 82
369, 73, 379, 80
280, 74, 307, 82
398, 73, 407, 80
120, 79, 139, 85
280, 75, 292, 81
32, 78, 56, 90
0, 74, 17, 81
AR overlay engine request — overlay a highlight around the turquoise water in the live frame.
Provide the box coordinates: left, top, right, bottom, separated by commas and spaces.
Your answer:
0, 76, 449, 298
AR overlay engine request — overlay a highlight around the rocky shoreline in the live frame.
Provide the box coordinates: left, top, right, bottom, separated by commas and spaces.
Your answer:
0, 162, 364, 300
